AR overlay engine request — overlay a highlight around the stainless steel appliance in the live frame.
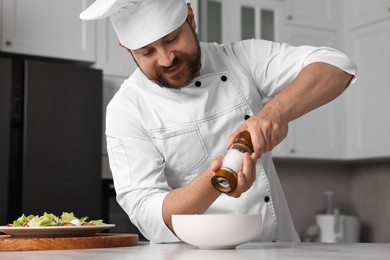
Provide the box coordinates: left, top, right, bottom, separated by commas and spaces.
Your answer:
0, 55, 103, 224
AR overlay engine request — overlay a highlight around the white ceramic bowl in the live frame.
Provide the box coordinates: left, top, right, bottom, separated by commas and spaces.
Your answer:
172, 214, 262, 249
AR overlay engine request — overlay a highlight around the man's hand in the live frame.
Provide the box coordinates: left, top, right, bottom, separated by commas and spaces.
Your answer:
213, 151, 259, 198
227, 151, 258, 198
228, 104, 288, 159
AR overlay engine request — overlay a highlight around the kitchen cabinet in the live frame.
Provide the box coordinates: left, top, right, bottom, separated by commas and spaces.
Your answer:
272, 0, 344, 160
344, 18, 390, 159
199, 0, 284, 43
285, 0, 340, 30
199, 0, 237, 43
276, 0, 390, 160
238, 0, 285, 42
273, 26, 344, 159
273, 98, 347, 160
346, 0, 390, 29
0, 0, 95, 62
282, 25, 339, 49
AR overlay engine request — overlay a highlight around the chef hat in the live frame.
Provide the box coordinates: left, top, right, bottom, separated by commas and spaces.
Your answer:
80, 0, 188, 50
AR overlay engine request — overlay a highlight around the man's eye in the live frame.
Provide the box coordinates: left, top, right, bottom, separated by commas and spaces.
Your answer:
167, 36, 177, 43
142, 49, 153, 56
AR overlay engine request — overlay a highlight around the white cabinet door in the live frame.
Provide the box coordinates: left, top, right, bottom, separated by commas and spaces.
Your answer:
273, 94, 346, 160
286, 98, 346, 160
346, 0, 390, 29
1, 0, 95, 62
282, 25, 339, 49
94, 19, 137, 77
285, 0, 339, 30
199, 0, 239, 43
345, 19, 390, 159
273, 25, 344, 159
237, 0, 285, 42
199, 0, 284, 43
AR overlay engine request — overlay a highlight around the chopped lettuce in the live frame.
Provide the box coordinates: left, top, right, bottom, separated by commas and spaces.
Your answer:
10, 212, 106, 227
89, 219, 104, 225
60, 212, 76, 223
79, 216, 89, 222
12, 214, 35, 227
27, 212, 60, 227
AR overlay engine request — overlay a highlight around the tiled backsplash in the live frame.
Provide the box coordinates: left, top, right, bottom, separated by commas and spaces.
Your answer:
276, 160, 390, 243
349, 162, 390, 242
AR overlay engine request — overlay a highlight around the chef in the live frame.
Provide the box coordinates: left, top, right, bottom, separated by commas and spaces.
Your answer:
80, 0, 357, 243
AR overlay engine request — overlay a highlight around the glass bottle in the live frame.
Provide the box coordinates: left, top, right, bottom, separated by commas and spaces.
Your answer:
211, 131, 253, 193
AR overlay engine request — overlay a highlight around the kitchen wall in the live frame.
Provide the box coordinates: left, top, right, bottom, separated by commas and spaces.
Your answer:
350, 161, 390, 243
276, 160, 390, 243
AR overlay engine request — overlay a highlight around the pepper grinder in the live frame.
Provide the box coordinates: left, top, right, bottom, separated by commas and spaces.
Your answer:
211, 131, 253, 193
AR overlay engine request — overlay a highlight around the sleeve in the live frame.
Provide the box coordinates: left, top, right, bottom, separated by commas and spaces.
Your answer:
228, 39, 357, 103
105, 91, 179, 243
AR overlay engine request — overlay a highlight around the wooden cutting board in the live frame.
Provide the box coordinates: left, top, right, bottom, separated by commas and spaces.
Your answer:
0, 233, 139, 251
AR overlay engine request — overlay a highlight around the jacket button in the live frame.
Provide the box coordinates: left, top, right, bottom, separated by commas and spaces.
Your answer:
221, 75, 227, 82
264, 196, 270, 203
244, 115, 250, 120
195, 81, 201, 87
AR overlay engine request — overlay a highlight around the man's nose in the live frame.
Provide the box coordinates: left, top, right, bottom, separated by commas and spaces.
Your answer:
157, 48, 174, 67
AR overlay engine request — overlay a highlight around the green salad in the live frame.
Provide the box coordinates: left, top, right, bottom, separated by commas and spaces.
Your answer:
8, 212, 105, 227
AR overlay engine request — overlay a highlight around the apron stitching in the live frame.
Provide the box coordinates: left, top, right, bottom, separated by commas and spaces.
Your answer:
224, 71, 253, 116
147, 103, 247, 133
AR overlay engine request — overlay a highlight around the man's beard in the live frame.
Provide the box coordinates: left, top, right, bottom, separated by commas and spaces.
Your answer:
136, 30, 201, 90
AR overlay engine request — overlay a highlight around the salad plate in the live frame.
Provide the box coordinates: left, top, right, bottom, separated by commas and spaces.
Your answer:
0, 224, 115, 238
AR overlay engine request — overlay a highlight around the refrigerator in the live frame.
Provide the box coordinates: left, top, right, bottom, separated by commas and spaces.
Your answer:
0, 56, 103, 224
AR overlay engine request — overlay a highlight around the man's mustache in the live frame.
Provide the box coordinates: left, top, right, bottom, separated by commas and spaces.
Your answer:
161, 57, 181, 73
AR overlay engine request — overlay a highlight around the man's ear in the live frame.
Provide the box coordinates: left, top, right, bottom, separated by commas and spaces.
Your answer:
186, 3, 197, 31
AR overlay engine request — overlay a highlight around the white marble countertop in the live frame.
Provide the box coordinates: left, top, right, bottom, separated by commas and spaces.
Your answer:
1, 241, 390, 260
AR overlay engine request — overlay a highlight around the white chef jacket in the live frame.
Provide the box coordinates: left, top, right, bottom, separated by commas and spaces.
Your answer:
106, 39, 357, 243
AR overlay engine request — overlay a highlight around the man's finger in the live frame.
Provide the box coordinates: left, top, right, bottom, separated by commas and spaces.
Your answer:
210, 153, 224, 171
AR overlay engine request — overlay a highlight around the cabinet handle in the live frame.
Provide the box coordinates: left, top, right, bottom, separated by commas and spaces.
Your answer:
5, 40, 12, 46
287, 15, 293, 20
